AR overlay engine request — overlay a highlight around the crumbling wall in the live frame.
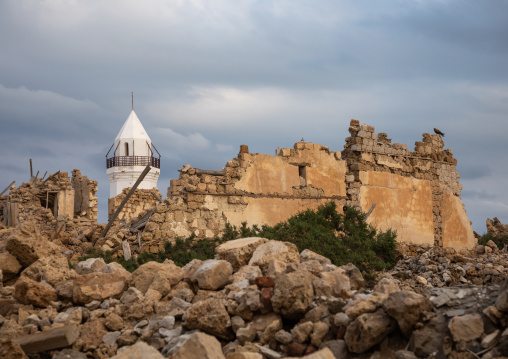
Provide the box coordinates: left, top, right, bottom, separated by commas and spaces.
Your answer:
0, 172, 74, 230
104, 120, 475, 255
342, 119, 475, 249
71, 169, 98, 221
104, 143, 347, 254
107, 188, 161, 222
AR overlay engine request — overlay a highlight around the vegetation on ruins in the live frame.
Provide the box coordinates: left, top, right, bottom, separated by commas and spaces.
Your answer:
79, 202, 398, 279
478, 232, 508, 251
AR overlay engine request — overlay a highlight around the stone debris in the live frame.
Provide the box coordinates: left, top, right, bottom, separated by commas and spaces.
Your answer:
0, 234, 506, 359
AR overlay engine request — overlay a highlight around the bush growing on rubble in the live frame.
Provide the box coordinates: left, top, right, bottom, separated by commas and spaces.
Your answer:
79, 202, 398, 278
243, 202, 398, 280
478, 232, 508, 250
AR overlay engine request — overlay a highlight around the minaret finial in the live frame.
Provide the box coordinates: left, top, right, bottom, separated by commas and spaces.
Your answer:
131, 92, 134, 110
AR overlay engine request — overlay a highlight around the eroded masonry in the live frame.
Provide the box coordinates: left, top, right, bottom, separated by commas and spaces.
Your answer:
97, 120, 475, 254
1, 120, 476, 256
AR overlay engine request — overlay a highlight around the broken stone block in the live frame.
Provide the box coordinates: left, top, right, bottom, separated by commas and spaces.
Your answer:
13, 277, 57, 308
191, 260, 233, 290
215, 237, 267, 271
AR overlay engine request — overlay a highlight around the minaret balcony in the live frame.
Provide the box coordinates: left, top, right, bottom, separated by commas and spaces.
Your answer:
106, 156, 160, 169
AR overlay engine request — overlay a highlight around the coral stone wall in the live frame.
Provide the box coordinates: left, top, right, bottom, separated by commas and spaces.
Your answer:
107, 120, 475, 251
342, 119, 475, 249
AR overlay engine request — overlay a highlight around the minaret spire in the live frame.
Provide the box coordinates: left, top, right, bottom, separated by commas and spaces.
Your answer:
131, 92, 134, 110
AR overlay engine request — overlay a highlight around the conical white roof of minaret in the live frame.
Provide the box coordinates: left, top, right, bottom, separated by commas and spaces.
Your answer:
115, 110, 151, 142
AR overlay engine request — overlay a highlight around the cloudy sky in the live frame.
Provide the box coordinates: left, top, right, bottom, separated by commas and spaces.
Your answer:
1, 0, 507, 232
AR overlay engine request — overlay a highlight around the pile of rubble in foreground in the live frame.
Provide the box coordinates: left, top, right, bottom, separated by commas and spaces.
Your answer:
0, 226, 508, 358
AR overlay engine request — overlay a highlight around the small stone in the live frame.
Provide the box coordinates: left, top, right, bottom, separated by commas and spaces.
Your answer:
274, 329, 292, 344
102, 331, 121, 346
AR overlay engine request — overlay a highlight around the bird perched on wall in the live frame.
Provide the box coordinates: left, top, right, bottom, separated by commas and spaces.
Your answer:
434, 128, 445, 137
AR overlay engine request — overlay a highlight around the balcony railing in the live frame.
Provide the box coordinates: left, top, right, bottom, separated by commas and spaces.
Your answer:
106, 156, 160, 169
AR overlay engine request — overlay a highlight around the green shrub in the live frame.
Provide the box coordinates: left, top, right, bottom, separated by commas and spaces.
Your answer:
76, 202, 398, 280
478, 232, 508, 250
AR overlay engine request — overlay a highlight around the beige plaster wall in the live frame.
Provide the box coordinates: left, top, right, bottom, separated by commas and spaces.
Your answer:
234, 154, 300, 195
441, 192, 476, 250
359, 171, 434, 245
294, 146, 347, 197
222, 196, 343, 228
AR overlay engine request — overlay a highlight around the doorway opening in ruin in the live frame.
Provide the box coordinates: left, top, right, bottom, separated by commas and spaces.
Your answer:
39, 191, 57, 216
299, 165, 307, 187
125, 142, 129, 156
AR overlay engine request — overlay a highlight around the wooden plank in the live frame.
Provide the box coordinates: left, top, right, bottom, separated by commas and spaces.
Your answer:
12, 324, 80, 353
10, 203, 19, 227
0, 181, 15, 196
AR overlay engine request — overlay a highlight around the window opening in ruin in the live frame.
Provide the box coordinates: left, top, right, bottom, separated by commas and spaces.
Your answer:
125, 142, 129, 156
39, 191, 57, 216
299, 165, 307, 187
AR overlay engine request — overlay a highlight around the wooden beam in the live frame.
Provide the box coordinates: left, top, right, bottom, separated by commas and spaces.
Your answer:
43, 171, 61, 184
195, 169, 226, 176
100, 164, 151, 239
0, 181, 15, 196
29, 159, 33, 179
151, 190, 162, 203
12, 324, 80, 353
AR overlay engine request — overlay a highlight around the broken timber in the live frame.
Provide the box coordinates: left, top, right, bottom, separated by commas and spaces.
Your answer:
12, 324, 80, 353
0, 181, 15, 196
100, 164, 151, 239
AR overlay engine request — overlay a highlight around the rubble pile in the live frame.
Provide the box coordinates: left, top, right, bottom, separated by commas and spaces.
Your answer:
0, 234, 507, 359
389, 242, 508, 289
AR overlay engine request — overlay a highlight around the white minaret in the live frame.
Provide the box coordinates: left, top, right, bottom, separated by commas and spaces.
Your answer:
106, 109, 160, 197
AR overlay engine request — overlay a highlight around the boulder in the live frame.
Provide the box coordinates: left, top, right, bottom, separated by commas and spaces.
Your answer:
73, 258, 107, 275
236, 313, 282, 345
215, 237, 267, 271
183, 298, 233, 340
192, 260, 233, 290
313, 269, 350, 298
343, 297, 377, 320
172, 332, 225, 359
72, 272, 128, 304
0, 252, 22, 281
21, 256, 76, 287
300, 249, 332, 266
230, 266, 263, 285
344, 309, 396, 353
104, 262, 132, 282
339, 263, 365, 290
111, 341, 164, 359
182, 259, 203, 280
13, 276, 57, 307
448, 313, 484, 342
248, 240, 300, 273
131, 260, 183, 295
382, 290, 432, 335
79, 318, 108, 352
271, 270, 314, 320
5, 224, 62, 267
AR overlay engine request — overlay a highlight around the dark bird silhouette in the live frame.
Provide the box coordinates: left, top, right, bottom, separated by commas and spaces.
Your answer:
434, 128, 445, 137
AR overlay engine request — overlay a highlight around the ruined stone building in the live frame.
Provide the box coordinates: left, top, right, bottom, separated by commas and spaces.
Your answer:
1, 114, 476, 254
103, 119, 475, 254
0, 170, 98, 238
